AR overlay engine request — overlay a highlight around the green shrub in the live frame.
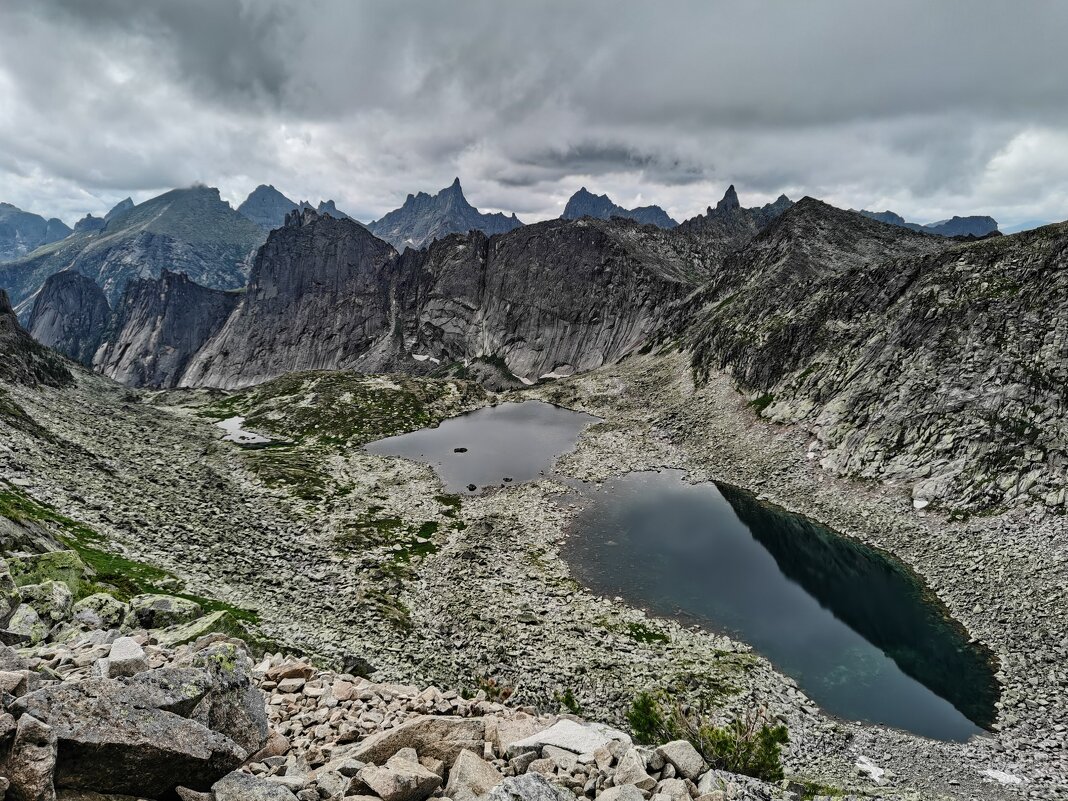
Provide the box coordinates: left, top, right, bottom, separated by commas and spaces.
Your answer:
627, 691, 788, 783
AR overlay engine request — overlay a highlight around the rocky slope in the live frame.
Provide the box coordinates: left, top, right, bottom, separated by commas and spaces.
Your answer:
0, 186, 265, 313
180, 210, 401, 389
0, 203, 71, 264
686, 199, 1068, 510
0, 290, 71, 389
368, 179, 522, 251
857, 210, 1000, 237
561, 189, 678, 229
27, 271, 111, 366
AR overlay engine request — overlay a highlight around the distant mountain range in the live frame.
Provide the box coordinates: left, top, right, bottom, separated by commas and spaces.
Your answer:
856, 209, 999, 237
0, 203, 72, 263
0, 186, 265, 316
561, 187, 678, 228
236, 185, 355, 231
366, 178, 523, 251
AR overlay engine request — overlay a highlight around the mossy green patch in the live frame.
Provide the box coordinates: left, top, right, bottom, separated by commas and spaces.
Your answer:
0, 483, 257, 622
199, 371, 486, 448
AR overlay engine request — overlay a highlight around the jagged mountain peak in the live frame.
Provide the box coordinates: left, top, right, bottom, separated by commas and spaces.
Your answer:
367, 179, 523, 251
105, 197, 134, 222
561, 187, 677, 229
715, 184, 740, 212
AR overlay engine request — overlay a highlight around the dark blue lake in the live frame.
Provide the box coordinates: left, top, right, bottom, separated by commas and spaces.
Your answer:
562, 470, 1000, 741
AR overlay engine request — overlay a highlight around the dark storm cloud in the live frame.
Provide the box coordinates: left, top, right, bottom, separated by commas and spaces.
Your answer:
1, 0, 1067, 228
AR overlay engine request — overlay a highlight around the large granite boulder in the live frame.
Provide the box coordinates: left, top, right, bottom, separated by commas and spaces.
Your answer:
352, 715, 485, 766
9, 667, 251, 796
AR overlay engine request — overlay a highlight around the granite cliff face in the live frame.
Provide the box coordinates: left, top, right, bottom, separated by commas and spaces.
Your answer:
94, 270, 241, 388
0, 202, 71, 263
105, 210, 707, 390
368, 178, 522, 251
561, 187, 678, 229
180, 210, 401, 389
27, 270, 111, 366
0, 186, 265, 313
687, 200, 1068, 510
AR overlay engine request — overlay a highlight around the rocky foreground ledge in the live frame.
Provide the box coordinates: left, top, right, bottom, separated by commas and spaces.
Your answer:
0, 554, 839, 801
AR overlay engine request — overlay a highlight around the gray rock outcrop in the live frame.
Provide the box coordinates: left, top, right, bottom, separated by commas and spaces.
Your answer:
368, 178, 522, 251
0, 202, 71, 263
27, 271, 111, 366
92, 270, 239, 388
561, 187, 677, 229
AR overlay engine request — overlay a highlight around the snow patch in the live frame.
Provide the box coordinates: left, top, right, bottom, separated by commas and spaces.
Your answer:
981, 769, 1024, 785
855, 756, 885, 784
217, 416, 270, 445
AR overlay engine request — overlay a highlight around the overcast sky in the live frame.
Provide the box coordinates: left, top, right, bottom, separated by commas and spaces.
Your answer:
2, 0, 1067, 231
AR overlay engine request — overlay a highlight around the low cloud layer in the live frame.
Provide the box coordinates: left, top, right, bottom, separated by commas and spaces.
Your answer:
2, 0, 1067, 230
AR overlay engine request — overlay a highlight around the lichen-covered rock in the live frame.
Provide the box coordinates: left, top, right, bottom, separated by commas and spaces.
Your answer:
5, 551, 86, 597
124, 594, 202, 630
0, 557, 22, 627
19, 581, 73, 626
71, 593, 126, 631
10, 676, 245, 797
156, 610, 251, 649
3, 713, 58, 801
186, 641, 269, 757
8, 603, 47, 645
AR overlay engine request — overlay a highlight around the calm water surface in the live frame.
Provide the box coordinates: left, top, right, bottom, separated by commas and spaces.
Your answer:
364, 400, 600, 494
562, 470, 1000, 741
365, 405, 999, 741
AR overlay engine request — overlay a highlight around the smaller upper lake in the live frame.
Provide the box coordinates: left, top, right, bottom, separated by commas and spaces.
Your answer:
364, 401, 600, 494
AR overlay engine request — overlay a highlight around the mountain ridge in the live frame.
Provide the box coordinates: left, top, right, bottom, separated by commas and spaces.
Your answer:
561, 187, 678, 229
367, 178, 522, 251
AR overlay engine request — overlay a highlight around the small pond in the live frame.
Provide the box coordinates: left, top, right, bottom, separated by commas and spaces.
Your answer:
561, 470, 1000, 742
364, 400, 600, 494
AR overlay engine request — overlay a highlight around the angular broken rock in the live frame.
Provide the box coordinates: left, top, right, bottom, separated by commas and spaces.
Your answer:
124, 594, 202, 630
11, 674, 246, 796
212, 771, 299, 801
359, 755, 442, 801
100, 636, 149, 679
71, 593, 127, 631
351, 715, 485, 765
598, 785, 646, 801
5, 713, 57, 801
487, 773, 576, 801
187, 641, 269, 756
0, 557, 22, 627
444, 748, 503, 800
613, 748, 656, 790
655, 740, 707, 781
507, 719, 624, 758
